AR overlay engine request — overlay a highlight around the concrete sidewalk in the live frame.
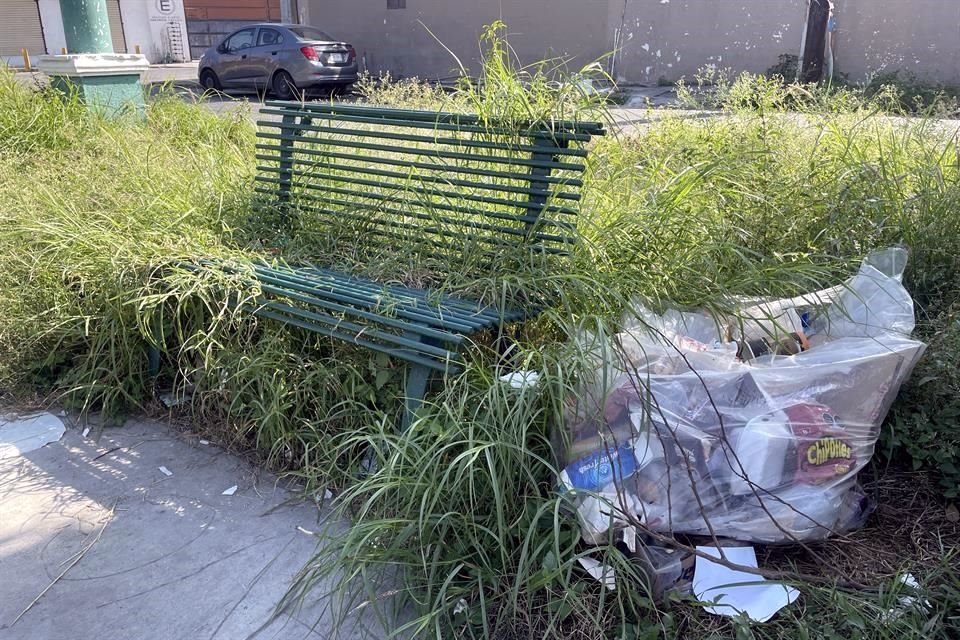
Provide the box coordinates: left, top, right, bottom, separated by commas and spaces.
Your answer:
0, 416, 376, 640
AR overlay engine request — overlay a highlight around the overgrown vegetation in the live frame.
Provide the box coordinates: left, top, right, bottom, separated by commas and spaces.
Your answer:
679, 64, 960, 118
1, 24, 959, 639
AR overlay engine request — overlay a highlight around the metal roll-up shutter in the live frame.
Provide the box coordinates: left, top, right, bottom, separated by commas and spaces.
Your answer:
106, 0, 128, 53
0, 0, 46, 57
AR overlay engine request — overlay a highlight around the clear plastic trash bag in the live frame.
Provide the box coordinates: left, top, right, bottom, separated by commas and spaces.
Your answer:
559, 248, 926, 544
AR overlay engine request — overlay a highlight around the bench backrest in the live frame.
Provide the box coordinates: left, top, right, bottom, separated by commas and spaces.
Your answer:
254, 101, 604, 273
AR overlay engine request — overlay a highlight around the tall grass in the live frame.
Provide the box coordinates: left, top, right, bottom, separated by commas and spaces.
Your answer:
1, 25, 959, 638
0, 73, 254, 415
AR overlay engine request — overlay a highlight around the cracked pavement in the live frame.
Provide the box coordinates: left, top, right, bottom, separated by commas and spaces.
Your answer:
0, 417, 375, 640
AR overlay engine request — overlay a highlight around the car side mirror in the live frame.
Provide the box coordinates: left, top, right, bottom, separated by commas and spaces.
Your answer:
217, 44, 228, 54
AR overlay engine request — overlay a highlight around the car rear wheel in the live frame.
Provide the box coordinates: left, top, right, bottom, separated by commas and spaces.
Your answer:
272, 70, 300, 100
199, 69, 221, 92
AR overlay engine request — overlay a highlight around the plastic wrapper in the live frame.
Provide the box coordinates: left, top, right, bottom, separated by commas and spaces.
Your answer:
559, 248, 926, 545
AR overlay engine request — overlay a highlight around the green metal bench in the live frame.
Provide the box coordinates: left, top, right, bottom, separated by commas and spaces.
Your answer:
234, 100, 604, 424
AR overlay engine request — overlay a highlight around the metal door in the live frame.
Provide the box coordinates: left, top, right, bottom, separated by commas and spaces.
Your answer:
0, 0, 45, 58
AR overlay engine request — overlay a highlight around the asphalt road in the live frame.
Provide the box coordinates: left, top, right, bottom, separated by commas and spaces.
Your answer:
13, 62, 960, 135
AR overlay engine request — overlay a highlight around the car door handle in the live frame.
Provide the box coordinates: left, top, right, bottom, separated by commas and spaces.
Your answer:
271, 51, 278, 55
241, 54, 247, 59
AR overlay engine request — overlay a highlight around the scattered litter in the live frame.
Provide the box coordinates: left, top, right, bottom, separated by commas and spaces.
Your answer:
881, 574, 930, 621
222, 485, 238, 496
296, 526, 316, 536
159, 388, 194, 408
314, 488, 334, 503
631, 541, 695, 599
453, 599, 469, 615
0, 412, 65, 459
693, 546, 799, 623
56, 409, 66, 418
578, 556, 617, 591
499, 370, 541, 389
158, 465, 173, 476
82, 427, 91, 439
199, 439, 210, 445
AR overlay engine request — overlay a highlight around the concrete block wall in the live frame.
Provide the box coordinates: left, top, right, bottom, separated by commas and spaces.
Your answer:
308, 0, 960, 87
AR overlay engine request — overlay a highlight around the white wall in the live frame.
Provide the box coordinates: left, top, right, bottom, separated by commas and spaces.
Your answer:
120, 0, 190, 62
37, 0, 67, 54
36, 0, 189, 62
118, 0, 153, 56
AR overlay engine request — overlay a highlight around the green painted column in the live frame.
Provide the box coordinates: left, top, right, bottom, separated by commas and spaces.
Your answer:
59, 0, 114, 54
42, 0, 147, 117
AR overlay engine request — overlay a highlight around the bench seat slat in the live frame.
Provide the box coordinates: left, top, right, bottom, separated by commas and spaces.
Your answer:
258, 282, 466, 343
302, 267, 523, 323
252, 266, 485, 332
216, 260, 509, 330
261, 300, 456, 359
256, 308, 458, 373
255, 143, 583, 188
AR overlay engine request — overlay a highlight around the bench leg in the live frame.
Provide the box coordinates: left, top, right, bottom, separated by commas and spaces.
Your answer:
402, 364, 431, 431
360, 363, 429, 476
146, 313, 162, 378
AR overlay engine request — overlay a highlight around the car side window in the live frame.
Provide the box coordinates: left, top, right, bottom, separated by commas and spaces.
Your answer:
224, 28, 256, 53
257, 28, 282, 47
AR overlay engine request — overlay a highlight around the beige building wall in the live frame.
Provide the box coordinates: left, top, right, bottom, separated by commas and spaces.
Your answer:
831, 0, 960, 84
309, 0, 960, 86
309, 0, 611, 81
611, 0, 806, 84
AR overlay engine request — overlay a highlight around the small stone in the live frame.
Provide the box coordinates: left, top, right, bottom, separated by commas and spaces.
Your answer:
946, 504, 959, 523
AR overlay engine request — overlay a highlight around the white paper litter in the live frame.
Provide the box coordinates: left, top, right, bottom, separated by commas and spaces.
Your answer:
222, 485, 238, 496
0, 413, 65, 459
82, 427, 91, 438
158, 466, 173, 476
159, 392, 186, 408
453, 599, 469, 615
499, 370, 541, 389
881, 574, 930, 621
577, 556, 617, 591
693, 546, 799, 623
199, 439, 210, 445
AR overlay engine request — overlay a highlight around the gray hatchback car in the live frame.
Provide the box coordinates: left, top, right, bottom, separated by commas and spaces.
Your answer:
198, 24, 358, 98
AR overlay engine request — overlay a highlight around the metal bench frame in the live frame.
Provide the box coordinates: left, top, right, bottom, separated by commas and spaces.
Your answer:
240, 101, 604, 425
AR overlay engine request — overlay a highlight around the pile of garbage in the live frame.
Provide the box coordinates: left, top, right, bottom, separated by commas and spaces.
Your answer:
557, 248, 926, 598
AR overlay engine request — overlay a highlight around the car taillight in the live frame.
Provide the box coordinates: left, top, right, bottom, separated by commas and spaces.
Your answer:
347, 45, 356, 62
300, 46, 319, 61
